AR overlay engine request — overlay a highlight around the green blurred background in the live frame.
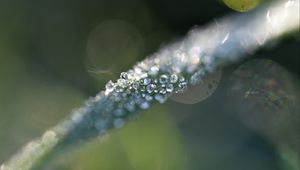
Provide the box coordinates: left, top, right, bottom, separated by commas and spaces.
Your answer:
0, 0, 299, 169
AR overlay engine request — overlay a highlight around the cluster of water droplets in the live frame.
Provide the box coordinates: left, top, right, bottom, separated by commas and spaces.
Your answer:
75, 38, 221, 135
94, 70, 184, 132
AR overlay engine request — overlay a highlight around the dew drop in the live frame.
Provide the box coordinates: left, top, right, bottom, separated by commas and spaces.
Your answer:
166, 84, 174, 93
105, 80, 115, 95
114, 108, 125, 117
71, 112, 84, 124
117, 79, 127, 88
139, 101, 150, 109
132, 81, 139, 90
146, 84, 157, 93
148, 66, 159, 76
178, 76, 185, 83
125, 101, 136, 112
159, 74, 169, 84
155, 94, 168, 104
142, 78, 151, 85
120, 72, 128, 79
140, 86, 146, 92
145, 95, 153, 101
113, 118, 125, 129
170, 74, 179, 83
159, 88, 167, 94
176, 82, 188, 93
95, 119, 108, 131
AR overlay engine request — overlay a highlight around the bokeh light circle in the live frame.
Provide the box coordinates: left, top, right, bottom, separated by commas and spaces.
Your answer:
170, 69, 222, 104
229, 59, 299, 151
86, 19, 144, 81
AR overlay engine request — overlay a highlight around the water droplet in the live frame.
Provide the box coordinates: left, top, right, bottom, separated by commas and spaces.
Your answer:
170, 74, 178, 83
154, 94, 168, 103
146, 84, 157, 93
159, 74, 169, 84
113, 118, 125, 129
159, 88, 167, 94
132, 81, 139, 90
71, 112, 84, 124
140, 86, 146, 92
95, 119, 108, 131
125, 101, 136, 112
105, 80, 115, 95
177, 82, 188, 93
145, 95, 153, 101
179, 76, 185, 83
104, 100, 114, 112
117, 79, 127, 88
120, 72, 128, 79
148, 66, 159, 76
114, 108, 125, 117
139, 101, 150, 109
166, 84, 174, 93
141, 78, 151, 85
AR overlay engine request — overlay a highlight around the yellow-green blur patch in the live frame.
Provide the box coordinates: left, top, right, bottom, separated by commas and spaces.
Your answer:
69, 106, 188, 170
223, 0, 261, 12
279, 148, 300, 170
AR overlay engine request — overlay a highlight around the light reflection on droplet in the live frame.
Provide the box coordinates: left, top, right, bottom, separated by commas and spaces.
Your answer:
170, 69, 222, 104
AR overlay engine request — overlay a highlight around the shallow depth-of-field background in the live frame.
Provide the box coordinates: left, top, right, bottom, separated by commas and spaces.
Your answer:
0, 0, 299, 169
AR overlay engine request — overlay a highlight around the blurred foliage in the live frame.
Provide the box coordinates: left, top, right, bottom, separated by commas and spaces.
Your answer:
0, 0, 299, 169
222, 0, 262, 12
67, 106, 187, 170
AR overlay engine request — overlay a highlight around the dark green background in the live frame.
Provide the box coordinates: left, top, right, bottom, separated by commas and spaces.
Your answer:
0, 0, 299, 169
